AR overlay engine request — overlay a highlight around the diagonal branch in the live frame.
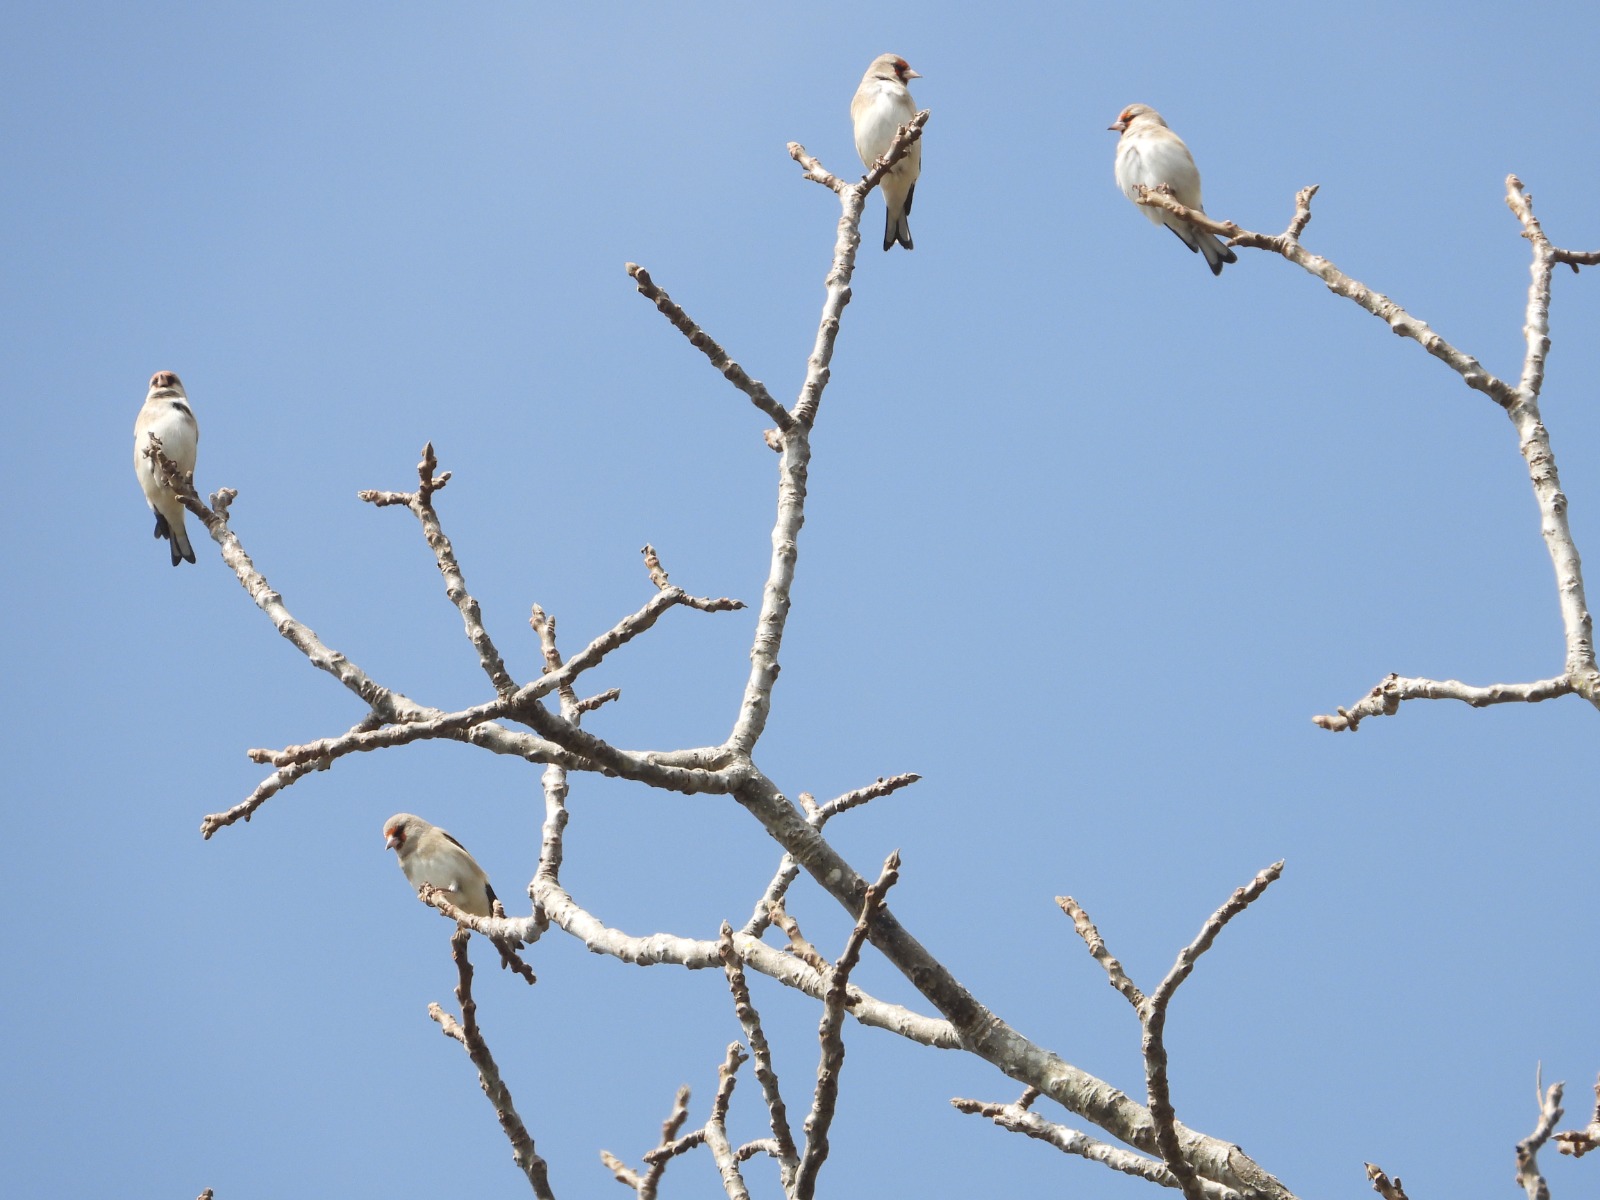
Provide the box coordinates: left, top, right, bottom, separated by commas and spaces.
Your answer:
1135, 183, 1515, 407
428, 928, 555, 1198
953, 1097, 1243, 1200
625, 265, 793, 431
1142, 862, 1284, 1200
1057, 895, 1146, 1011
1136, 177, 1600, 721
144, 446, 429, 723
718, 924, 799, 1189
359, 442, 517, 699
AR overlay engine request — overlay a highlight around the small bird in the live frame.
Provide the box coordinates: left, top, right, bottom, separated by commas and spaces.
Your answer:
851, 53, 922, 251
383, 813, 497, 918
132, 370, 200, 565
1110, 104, 1237, 276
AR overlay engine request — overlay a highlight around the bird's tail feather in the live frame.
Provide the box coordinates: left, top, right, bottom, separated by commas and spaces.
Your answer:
884, 210, 913, 252
1199, 233, 1238, 276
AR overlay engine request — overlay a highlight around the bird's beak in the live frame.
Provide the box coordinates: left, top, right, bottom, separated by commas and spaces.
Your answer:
904, 68, 922, 79
1109, 119, 1127, 133
385, 832, 401, 850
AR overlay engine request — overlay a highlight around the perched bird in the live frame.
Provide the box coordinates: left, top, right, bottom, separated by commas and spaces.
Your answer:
1110, 104, 1237, 276
133, 370, 200, 565
851, 53, 922, 251
383, 813, 497, 918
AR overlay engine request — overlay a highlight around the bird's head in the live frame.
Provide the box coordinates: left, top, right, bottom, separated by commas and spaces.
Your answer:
384, 813, 422, 854
1109, 104, 1163, 134
148, 370, 184, 395
869, 54, 920, 84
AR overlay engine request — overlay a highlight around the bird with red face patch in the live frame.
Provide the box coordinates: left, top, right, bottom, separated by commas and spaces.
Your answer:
1110, 103, 1237, 275
383, 813, 497, 918
133, 370, 199, 565
851, 53, 922, 251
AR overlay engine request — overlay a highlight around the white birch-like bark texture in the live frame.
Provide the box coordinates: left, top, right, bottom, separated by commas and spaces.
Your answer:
1128, 180, 1600, 728
150, 110, 1600, 1199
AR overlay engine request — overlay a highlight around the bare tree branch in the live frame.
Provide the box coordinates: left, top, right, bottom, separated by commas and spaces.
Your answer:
1133, 177, 1600, 723
625, 264, 793, 431
531, 876, 959, 1047
358, 442, 517, 699
794, 851, 900, 1200
1057, 894, 1147, 1011
704, 1043, 752, 1200
1515, 1073, 1565, 1200
953, 1097, 1243, 1200
718, 924, 799, 1189
1364, 1163, 1410, 1200
428, 928, 555, 1198
1142, 862, 1284, 1200
1555, 1072, 1600, 1158
1312, 673, 1574, 732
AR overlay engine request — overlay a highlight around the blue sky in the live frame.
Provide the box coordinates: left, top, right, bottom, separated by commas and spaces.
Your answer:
4, 2, 1598, 1196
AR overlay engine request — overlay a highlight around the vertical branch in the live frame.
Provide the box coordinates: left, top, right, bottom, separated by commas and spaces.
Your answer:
1515, 1073, 1565, 1200
728, 119, 930, 757
794, 852, 900, 1200
704, 1044, 753, 1200
1504, 178, 1600, 702
718, 924, 799, 1189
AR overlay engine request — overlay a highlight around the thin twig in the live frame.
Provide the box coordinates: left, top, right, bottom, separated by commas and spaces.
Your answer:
428, 928, 555, 1198
953, 1098, 1242, 1200
358, 442, 517, 699
1057, 895, 1146, 1011
1142, 862, 1285, 1200
625, 265, 793, 431
794, 851, 900, 1200
704, 1043, 752, 1200
718, 924, 799, 1189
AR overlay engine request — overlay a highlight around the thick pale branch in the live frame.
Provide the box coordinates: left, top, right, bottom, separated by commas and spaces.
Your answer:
730, 768, 1293, 1200
1312, 673, 1574, 732
532, 877, 959, 1046
625, 265, 793, 431
1516, 1076, 1565, 1200
1502, 176, 1600, 704
1142, 177, 1600, 719
744, 772, 918, 938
